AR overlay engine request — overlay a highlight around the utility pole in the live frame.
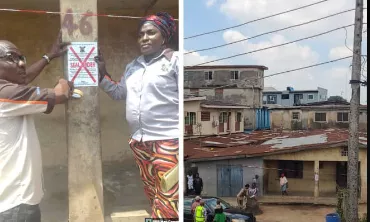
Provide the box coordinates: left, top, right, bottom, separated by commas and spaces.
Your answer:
59, 0, 104, 221
347, 0, 363, 221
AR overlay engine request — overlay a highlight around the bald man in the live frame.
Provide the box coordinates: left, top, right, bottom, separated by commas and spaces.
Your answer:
0, 34, 72, 222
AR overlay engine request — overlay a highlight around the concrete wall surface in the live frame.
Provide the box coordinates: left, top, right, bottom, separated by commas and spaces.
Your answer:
270, 108, 368, 131
264, 147, 367, 202
0, 7, 177, 167
195, 158, 264, 197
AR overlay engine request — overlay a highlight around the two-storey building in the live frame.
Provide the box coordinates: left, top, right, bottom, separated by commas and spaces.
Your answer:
184, 65, 268, 130
263, 86, 328, 106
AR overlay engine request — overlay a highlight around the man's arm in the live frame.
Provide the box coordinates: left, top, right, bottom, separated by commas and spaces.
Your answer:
25, 31, 69, 84
0, 79, 72, 117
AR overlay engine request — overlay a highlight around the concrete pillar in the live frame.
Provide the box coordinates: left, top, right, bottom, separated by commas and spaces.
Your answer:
59, 1, 104, 221
360, 159, 367, 202
314, 160, 319, 198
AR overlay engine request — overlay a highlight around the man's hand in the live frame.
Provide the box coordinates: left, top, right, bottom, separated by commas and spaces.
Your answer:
47, 31, 70, 60
54, 79, 74, 104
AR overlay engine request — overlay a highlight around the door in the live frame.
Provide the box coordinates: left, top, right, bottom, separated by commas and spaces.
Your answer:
336, 162, 347, 189
294, 94, 303, 105
235, 112, 241, 131
217, 165, 243, 197
219, 112, 227, 133
227, 112, 231, 131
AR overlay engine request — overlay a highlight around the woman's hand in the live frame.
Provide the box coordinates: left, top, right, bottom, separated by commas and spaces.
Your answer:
94, 49, 107, 81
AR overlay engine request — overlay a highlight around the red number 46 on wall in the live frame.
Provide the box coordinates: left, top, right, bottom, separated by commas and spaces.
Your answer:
62, 9, 93, 36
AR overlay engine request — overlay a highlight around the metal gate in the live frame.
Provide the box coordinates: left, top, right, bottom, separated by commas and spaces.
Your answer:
217, 165, 243, 197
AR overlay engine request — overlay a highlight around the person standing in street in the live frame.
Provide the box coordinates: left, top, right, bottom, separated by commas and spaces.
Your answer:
191, 196, 202, 215
194, 200, 207, 222
213, 204, 226, 222
280, 173, 289, 196
95, 12, 179, 219
0, 33, 73, 222
193, 173, 203, 195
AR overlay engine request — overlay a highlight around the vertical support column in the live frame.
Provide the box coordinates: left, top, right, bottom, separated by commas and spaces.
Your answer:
360, 159, 367, 202
59, 1, 104, 221
314, 160, 319, 199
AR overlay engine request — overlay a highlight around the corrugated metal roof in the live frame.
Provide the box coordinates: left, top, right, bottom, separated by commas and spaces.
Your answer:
184, 128, 367, 161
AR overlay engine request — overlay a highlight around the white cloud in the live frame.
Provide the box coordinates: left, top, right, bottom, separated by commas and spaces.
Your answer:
206, 0, 216, 7
329, 46, 353, 60
184, 50, 225, 66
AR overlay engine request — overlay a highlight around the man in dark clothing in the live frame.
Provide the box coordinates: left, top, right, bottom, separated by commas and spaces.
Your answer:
193, 173, 203, 195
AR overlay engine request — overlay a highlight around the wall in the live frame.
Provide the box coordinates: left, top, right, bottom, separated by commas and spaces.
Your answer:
184, 102, 244, 136
318, 87, 328, 101
263, 91, 321, 106
0, 10, 176, 166
264, 147, 367, 201
270, 108, 367, 131
194, 157, 264, 197
184, 69, 264, 89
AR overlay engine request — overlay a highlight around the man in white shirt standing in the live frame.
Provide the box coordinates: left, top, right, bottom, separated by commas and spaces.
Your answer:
0, 33, 72, 222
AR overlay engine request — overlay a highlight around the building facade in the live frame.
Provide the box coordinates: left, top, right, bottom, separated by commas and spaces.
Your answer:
263, 87, 328, 106
269, 104, 367, 131
184, 96, 246, 137
184, 129, 367, 203
184, 65, 268, 130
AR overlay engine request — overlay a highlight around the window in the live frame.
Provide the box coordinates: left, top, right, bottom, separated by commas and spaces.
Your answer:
219, 112, 228, 123
337, 112, 349, 122
308, 94, 314, 100
185, 112, 196, 125
204, 71, 213, 80
278, 160, 303, 179
292, 112, 300, 120
236, 112, 242, 122
201, 112, 211, 121
341, 147, 348, 156
315, 112, 327, 122
282, 94, 289, 100
319, 162, 324, 169
230, 71, 239, 80
267, 95, 277, 104
262, 95, 267, 104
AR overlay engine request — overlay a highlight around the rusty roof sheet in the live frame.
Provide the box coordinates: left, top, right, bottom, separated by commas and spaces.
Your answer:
184, 128, 367, 161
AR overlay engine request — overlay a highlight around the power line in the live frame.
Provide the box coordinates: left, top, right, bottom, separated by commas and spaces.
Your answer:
186, 23, 366, 67
184, 0, 329, 39
185, 56, 353, 94
185, 8, 360, 55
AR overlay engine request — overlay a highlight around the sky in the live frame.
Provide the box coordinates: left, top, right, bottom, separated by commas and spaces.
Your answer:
184, 0, 368, 104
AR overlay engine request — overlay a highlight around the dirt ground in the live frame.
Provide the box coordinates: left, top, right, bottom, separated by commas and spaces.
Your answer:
255, 204, 367, 222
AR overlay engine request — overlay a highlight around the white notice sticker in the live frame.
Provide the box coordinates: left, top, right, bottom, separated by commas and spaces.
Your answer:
67, 42, 98, 87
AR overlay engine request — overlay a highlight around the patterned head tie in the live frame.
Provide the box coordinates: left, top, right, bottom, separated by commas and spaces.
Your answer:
140, 12, 177, 44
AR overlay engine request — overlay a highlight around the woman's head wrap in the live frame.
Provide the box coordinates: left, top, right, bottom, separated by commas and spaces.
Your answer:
140, 12, 176, 43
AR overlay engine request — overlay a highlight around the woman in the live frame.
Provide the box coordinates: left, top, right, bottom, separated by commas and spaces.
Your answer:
95, 12, 178, 219
280, 173, 288, 196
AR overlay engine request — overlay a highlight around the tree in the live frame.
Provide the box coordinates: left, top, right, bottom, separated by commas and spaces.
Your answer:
328, 96, 348, 103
